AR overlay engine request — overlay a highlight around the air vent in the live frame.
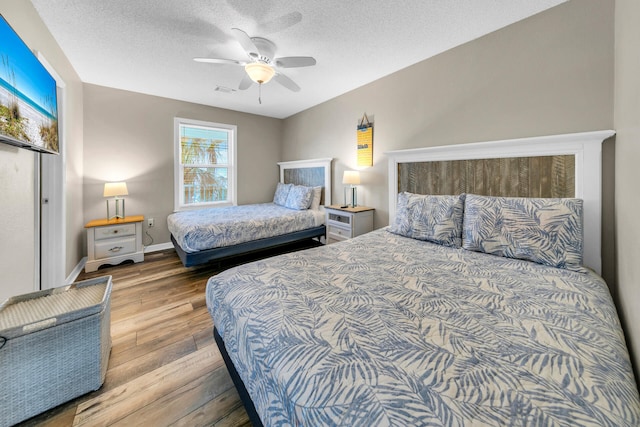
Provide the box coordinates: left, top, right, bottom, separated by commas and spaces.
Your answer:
214, 86, 236, 93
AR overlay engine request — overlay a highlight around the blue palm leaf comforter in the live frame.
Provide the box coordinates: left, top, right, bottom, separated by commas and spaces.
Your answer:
167, 203, 320, 253
206, 229, 640, 426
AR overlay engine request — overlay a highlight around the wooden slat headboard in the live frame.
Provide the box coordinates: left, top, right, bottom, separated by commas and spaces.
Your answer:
386, 131, 615, 274
399, 155, 575, 198
278, 158, 333, 207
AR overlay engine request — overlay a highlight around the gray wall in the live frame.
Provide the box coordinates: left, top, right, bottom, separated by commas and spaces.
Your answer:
284, 0, 613, 228
614, 0, 640, 379
282, 0, 635, 369
0, 1, 84, 300
83, 84, 283, 245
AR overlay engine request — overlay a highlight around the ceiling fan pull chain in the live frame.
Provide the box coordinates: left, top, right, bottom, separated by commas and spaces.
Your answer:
258, 83, 262, 104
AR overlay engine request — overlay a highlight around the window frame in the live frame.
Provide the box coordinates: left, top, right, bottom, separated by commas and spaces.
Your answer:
173, 117, 237, 211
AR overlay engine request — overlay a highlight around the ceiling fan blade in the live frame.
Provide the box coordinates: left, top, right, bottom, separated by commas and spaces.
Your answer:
231, 28, 259, 58
274, 73, 300, 92
275, 56, 316, 68
193, 57, 245, 65
238, 74, 253, 90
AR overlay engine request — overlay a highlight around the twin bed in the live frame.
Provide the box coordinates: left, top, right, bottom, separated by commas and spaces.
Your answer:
205, 131, 640, 426
168, 158, 332, 267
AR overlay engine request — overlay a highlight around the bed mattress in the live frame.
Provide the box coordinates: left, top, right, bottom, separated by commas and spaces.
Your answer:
167, 203, 324, 253
206, 228, 640, 426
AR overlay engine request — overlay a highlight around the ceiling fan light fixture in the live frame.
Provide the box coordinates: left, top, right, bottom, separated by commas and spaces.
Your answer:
245, 62, 275, 84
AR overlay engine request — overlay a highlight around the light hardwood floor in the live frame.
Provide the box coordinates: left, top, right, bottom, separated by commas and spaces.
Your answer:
19, 241, 320, 427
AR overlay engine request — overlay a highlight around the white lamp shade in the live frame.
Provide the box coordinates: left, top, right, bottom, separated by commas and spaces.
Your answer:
103, 182, 129, 197
245, 63, 275, 84
342, 171, 360, 185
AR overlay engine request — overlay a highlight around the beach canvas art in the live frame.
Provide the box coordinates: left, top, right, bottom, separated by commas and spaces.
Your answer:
0, 14, 59, 154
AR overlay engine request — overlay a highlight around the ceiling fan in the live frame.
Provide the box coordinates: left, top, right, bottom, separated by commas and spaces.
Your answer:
194, 28, 316, 102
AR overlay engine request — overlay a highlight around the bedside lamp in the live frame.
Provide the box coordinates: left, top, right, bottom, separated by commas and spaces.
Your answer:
342, 171, 360, 208
103, 182, 128, 220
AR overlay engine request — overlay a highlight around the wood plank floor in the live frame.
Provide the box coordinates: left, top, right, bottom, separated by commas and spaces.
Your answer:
18, 240, 321, 427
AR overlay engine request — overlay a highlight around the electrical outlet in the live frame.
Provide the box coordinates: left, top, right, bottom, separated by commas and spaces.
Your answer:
148, 218, 154, 228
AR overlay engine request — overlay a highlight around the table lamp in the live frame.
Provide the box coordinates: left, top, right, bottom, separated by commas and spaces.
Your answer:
103, 182, 128, 220
342, 171, 360, 208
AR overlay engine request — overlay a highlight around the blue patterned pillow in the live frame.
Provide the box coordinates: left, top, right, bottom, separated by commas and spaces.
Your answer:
389, 192, 465, 247
284, 185, 314, 210
462, 194, 584, 270
389, 192, 412, 236
273, 183, 292, 206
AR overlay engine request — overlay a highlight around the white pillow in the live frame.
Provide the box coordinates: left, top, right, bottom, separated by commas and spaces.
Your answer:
309, 186, 322, 210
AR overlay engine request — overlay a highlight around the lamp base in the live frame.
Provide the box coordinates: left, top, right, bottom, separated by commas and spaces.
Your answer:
343, 186, 359, 208
350, 186, 358, 208
106, 198, 125, 220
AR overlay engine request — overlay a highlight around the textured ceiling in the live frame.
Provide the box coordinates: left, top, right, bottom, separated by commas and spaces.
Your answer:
31, 0, 566, 119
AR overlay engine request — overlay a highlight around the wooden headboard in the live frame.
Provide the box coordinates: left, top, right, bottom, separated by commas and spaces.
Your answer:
277, 158, 333, 207
386, 130, 615, 274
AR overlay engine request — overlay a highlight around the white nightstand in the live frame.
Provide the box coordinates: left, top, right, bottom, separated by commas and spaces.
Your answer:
85, 215, 144, 272
325, 205, 374, 244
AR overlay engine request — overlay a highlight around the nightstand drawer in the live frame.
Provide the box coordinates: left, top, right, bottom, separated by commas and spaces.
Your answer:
94, 223, 136, 240
95, 236, 136, 259
327, 224, 351, 240
328, 212, 351, 226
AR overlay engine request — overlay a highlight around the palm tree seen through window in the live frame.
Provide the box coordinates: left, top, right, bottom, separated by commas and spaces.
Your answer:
175, 119, 236, 209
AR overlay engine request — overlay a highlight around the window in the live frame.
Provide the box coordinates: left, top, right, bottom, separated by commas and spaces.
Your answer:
174, 117, 237, 210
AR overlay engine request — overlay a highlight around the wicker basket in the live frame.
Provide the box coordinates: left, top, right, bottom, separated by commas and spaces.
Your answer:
0, 276, 112, 426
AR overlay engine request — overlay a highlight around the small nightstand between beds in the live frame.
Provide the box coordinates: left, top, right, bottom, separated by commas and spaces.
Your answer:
325, 205, 374, 244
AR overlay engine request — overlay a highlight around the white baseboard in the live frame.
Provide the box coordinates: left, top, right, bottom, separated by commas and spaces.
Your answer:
67, 256, 87, 284
144, 242, 174, 253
